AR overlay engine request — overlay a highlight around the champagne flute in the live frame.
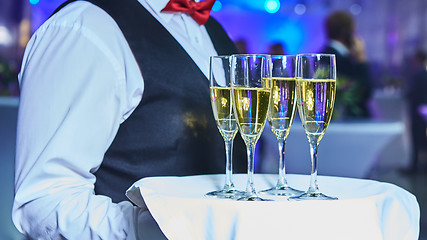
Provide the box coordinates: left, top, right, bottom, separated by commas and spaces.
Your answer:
259, 55, 304, 196
231, 54, 272, 201
206, 56, 245, 199
290, 54, 338, 200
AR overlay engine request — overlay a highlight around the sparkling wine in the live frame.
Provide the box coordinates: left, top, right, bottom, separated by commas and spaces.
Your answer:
268, 77, 297, 140
296, 78, 336, 143
233, 87, 271, 143
210, 86, 238, 142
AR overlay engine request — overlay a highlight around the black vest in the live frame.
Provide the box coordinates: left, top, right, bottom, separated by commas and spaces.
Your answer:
53, 0, 246, 202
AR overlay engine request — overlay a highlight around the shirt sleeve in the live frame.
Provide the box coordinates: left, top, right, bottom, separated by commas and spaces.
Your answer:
12, 3, 147, 239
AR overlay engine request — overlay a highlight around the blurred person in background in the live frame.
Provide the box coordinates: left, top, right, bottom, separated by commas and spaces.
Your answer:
405, 50, 427, 172
235, 38, 248, 54
322, 11, 373, 119
268, 42, 287, 55
12, 0, 246, 239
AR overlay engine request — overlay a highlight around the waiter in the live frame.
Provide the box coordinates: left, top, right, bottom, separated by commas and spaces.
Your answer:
12, 0, 245, 239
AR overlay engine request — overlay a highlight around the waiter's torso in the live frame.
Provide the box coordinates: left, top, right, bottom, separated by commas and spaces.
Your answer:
54, 0, 246, 202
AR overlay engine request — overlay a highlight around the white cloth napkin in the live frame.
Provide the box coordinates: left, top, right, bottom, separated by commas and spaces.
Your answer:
126, 174, 419, 240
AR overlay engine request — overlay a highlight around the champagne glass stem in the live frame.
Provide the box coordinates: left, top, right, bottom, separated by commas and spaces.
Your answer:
276, 139, 289, 187
246, 141, 257, 196
308, 140, 320, 194
224, 139, 234, 190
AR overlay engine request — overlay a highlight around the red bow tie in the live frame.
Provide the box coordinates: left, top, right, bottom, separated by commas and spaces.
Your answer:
161, 0, 216, 25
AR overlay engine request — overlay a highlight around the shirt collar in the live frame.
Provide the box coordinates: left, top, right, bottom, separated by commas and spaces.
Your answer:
140, 0, 174, 23
329, 40, 349, 56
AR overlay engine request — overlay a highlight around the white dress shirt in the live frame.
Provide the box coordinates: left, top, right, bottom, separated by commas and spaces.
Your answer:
329, 39, 350, 57
12, 0, 218, 239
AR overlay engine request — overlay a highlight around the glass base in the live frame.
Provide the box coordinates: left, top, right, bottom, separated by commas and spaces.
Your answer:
237, 195, 272, 201
259, 185, 304, 197
289, 192, 338, 201
205, 189, 246, 199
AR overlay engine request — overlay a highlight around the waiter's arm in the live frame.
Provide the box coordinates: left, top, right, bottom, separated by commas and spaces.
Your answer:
12, 3, 148, 239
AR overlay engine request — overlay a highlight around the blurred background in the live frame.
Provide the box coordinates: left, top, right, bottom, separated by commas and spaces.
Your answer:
0, 0, 426, 239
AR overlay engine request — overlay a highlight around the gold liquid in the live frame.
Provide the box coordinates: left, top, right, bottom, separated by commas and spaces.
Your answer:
268, 77, 297, 140
210, 86, 238, 141
296, 78, 336, 143
233, 87, 271, 144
